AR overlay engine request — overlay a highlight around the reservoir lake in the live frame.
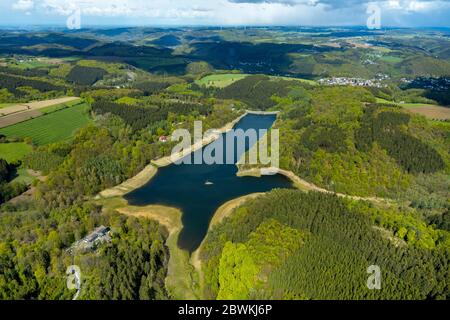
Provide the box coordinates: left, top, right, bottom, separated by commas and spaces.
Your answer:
125, 114, 293, 252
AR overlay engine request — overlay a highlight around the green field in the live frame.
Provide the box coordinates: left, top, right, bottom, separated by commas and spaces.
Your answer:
269, 75, 317, 85
375, 97, 401, 105
0, 103, 92, 145
0, 142, 32, 162
115, 96, 142, 106
8, 61, 52, 69
196, 74, 249, 88
375, 98, 440, 108
5, 57, 63, 70
379, 55, 403, 63
196, 73, 316, 88
0, 103, 14, 109
400, 103, 441, 108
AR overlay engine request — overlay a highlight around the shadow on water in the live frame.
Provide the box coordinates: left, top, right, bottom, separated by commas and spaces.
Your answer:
125, 114, 293, 252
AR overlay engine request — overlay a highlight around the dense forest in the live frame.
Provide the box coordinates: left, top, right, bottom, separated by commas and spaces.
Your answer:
132, 81, 171, 96
355, 105, 445, 174
0, 66, 49, 77
66, 65, 108, 86
0, 158, 28, 205
92, 99, 212, 131
265, 85, 449, 201
5, 84, 239, 210
0, 203, 169, 300
0, 73, 64, 98
201, 190, 450, 300
0, 80, 242, 299
215, 75, 294, 110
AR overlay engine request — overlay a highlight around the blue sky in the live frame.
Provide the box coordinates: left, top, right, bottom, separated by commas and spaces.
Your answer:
1, 0, 450, 27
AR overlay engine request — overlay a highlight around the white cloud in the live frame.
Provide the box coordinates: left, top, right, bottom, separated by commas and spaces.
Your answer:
39, 0, 214, 19
383, 0, 450, 12
12, 0, 34, 11
2, 0, 450, 26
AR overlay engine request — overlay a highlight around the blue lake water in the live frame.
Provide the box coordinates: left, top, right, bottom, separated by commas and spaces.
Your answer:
125, 114, 293, 252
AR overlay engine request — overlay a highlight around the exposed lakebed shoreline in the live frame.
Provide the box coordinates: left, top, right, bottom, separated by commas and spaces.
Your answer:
123, 112, 293, 252
98, 111, 289, 299
96, 110, 280, 199
98, 111, 391, 299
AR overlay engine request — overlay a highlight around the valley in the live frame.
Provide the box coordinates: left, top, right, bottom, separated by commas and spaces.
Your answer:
0, 25, 449, 301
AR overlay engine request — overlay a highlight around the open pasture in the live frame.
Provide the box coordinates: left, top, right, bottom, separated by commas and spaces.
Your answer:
196, 74, 249, 88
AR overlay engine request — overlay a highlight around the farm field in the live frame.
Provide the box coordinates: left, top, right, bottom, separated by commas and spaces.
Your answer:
5, 57, 64, 69
0, 103, 91, 145
0, 97, 81, 128
379, 55, 403, 63
375, 97, 397, 104
376, 97, 441, 108
0, 142, 32, 162
196, 73, 249, 88
0, 97, 80, 117
196, 73, 316, 88
0, 109, 43, 128
375, 98, 450, 120
404, 105, 450, 120
269, 75, 317, 85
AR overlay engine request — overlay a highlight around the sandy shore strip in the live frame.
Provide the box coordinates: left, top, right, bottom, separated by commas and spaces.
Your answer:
237, 166, 392, 205
96, 112, 248, 198
96, 164, 157, 199
152, 112, 248, 168
152, 110, 279, 168
209, 193, 264, 229
245, 110, 279, 115
98, 110, 280, 199
117, 204, 182, 236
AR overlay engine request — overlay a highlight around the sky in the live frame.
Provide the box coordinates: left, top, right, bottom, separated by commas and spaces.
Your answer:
1, 0, 449, 27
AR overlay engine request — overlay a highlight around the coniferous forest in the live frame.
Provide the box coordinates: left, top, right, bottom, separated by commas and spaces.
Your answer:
201, 190, 450, 300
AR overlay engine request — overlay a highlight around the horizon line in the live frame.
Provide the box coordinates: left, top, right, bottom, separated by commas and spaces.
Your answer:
0, 24, 449, 30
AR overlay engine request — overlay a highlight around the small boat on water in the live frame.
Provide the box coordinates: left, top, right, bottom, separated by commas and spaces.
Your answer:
205, 180, 214, 185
